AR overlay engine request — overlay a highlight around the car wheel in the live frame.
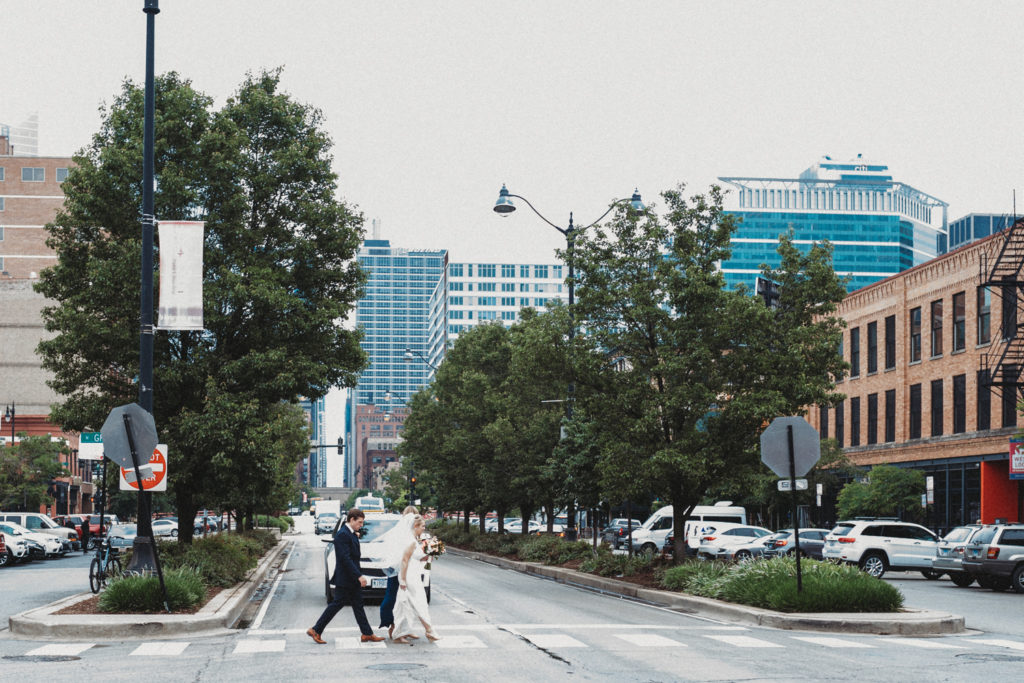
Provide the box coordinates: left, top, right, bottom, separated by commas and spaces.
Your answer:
977, 575, 998, 590
640, 543, 657, 557
171, 529, 178, 537
0, 550, 9, 568
1011, 565, 1024, 594
734, 550, 752, 562
949, 572, 974, 587
921, 570, 943, 580
859, 552, 888, 578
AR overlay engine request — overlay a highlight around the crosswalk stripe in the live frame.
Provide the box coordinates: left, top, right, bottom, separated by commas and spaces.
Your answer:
704, 635, 783, 648
434, 634, 487, 649
791, 636, 874, 648
130, 642, 190, 656
334, 637, 387, 650
525, 634, 589, 648
971, 638, 1024, 651
615, 633, 687, 647
233, 639, 286, 654
875, 638, 964, 649
26, 643, 95, 657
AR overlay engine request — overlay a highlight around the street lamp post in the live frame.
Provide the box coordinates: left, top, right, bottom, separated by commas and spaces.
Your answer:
492, 185, 644, 540
404, 348, 439, 371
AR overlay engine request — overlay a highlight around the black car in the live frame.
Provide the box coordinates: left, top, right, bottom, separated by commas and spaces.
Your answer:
602, 519, 643, 549
762, 529, 831, 560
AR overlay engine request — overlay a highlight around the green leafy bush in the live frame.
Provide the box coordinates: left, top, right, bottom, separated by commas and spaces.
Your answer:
99, 568, 205, 613
518, 535, 594, 565
580, 548, 655, 577
256, 515, 289, 533
158, 531, 275, 588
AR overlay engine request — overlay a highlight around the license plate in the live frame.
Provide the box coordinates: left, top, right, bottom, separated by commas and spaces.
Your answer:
371, 577, 388, 589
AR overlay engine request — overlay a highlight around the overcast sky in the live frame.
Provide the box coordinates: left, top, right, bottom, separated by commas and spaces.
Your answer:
8, 0, 1024, 267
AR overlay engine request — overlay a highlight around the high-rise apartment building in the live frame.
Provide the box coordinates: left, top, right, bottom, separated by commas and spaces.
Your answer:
719, 155, 948, 293
446, 261, 567, 339
300, 396, 328, 487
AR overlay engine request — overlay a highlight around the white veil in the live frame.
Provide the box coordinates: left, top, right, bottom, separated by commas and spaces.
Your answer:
379, 513, 418, 572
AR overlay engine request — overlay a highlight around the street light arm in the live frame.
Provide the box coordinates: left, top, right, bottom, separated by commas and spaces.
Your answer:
505, 194, 569, 235
578, 197, 635, 231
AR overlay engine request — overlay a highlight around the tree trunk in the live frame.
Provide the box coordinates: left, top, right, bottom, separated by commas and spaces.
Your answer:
566, 500, 576, 540
462, 508, 470, 534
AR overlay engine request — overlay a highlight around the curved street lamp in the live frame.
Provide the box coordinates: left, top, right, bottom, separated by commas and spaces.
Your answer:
404, 348, 439, 371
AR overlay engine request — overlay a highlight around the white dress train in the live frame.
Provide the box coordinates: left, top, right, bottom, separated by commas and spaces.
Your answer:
392, 540, 433, 639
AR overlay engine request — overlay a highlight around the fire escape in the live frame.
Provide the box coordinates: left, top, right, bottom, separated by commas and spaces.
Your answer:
980, 217, 1024, 403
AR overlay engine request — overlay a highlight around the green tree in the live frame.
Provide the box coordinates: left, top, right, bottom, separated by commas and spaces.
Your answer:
35, 70, 367, 542
0, 436, 69, 511
836, 464, 926, 521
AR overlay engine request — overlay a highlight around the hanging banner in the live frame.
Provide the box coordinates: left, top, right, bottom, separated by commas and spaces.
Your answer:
158, 220, 204, 330
1010, 438, 1024, 480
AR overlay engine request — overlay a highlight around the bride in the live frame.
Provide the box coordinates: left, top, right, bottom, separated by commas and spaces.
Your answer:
391, 515, 439, 644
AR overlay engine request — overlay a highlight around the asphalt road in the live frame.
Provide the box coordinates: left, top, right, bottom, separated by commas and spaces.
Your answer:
2, 532, 1024, 681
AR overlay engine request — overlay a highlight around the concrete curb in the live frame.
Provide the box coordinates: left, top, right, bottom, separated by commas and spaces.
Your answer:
9, 538, 290, 641
450, 548, 965, 636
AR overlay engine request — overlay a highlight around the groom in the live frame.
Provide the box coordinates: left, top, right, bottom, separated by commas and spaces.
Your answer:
308, 508, 384, 644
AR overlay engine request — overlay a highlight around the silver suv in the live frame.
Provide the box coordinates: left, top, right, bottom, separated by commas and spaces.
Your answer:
961, 524, 1024, 592
822, 519, 940, 579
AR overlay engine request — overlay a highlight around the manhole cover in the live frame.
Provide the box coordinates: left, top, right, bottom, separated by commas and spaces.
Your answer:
3, 655, 81, 662
366, 663, 428, 671
957, 653, 1024, 663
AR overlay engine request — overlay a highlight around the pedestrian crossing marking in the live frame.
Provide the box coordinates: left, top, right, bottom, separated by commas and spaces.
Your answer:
525, 634, 588, 648
234, 639, 286, 653
972, 638, 1024, 651
876, 638, 963, 649
434, 634, 487, 648
26, 643, 95, 657
130, 642, 190, 656
704, 635, 783, 648
334, 637, 387, 650
615, 633, 687, 647
792, 636, 874, 648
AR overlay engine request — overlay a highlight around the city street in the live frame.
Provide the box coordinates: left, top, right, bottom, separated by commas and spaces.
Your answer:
2, 530, 1024, 681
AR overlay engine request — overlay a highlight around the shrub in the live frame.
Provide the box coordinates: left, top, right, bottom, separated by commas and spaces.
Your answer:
580, 548, 655, 577
99, 568, 205, 613
256, 515, 289, 533
158, 531, 273, 588
517, 535, 594, 565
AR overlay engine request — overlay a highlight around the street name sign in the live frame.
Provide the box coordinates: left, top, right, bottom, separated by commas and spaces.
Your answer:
777, 478, 808, 492
79, 432, 104, 460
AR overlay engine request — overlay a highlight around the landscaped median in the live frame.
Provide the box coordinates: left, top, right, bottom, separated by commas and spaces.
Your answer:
434, 524, 964, 636
9, 530, 291, 640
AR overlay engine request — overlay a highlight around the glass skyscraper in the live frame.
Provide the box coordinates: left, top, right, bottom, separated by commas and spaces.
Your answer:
947, 213, 1015, 252
719, 155, 948, 292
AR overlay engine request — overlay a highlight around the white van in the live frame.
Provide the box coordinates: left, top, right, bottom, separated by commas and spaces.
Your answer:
628, 502, 747, 554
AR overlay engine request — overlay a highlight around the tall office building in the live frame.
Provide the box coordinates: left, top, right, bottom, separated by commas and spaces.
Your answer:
0, 113, 40, 157
719, 155, 948, 292
947, 213, 1015, 252
299, 396, 327, 487
446, 262, 568, 340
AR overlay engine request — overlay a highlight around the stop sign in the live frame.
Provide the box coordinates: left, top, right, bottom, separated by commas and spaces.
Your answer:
760, 416, 821, 478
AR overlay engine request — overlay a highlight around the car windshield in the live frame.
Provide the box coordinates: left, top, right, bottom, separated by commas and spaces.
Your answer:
38, 517, 60, 529
319, 513, 338, 520
943, 527, 976, 542
830, 523, 856, 535
1, 524, 25, 536
360, 518, 400, 542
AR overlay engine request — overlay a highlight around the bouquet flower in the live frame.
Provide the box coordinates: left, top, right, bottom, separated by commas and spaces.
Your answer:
421, 534, 446, 569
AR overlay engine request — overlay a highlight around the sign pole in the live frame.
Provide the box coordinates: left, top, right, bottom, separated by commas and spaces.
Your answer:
787, 425, 803, 592
122, 414, 170, 612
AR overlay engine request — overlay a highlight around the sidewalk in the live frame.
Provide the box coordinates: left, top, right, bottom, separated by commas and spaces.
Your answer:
8, 536, 291, 641
450, 547, 965, 636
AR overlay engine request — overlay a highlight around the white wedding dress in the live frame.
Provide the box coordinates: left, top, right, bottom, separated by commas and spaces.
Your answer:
392, 539, 433, 639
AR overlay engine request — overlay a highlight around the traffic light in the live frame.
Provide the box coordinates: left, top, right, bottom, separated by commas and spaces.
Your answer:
409, 475, 417, 499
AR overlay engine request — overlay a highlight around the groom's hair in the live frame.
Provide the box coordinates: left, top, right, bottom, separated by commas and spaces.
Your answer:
347, 508, 365, 521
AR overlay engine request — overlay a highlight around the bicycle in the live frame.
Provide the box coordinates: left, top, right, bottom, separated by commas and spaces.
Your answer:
89, 538, 121, 593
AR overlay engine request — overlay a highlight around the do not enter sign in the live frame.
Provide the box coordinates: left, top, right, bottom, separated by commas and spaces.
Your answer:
119, 444, 168, 491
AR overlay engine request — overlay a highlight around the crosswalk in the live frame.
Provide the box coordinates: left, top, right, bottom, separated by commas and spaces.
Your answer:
18, 626, 1024, 659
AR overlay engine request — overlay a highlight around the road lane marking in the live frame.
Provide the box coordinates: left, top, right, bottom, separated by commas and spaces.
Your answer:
791, 636, 874, 648
434, 634, 487, 648
524, 634, 588, 648
972, 639, 1024, 651
26, 643, 94, 656
704, 635, 783, 648
875, 638, 964, 649
130, 642, 190, 656
334, 637, 387, 650
615, 633, 687, 647
249, 541, 294, 630
233, 639, 286, 653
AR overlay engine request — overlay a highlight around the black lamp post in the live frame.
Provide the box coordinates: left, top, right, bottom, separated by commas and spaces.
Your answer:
492, 185, 644, 540
404, 347, 439, 371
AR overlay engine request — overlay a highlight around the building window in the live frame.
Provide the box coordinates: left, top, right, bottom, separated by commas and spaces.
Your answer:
449, 281, 463, 291
520, 265, 530, 278
519, 297, 529, 306
501, 311, 516, 321
501, 264, 515, 278
977, 287, 991, 345
1002, 280, 1016, 341
820, 405, 829, 441
0, 197, 4, 211
884, 389, 896, 442
953, 374, 966, 434
478, 264, 496, 277
909, 384, 922, 439
977, 369, 991, 430
519, 283, 529, 292
867, 393, 877, 445
1002, 365, 1018, 427
478, 296, 497, 306
835, 400, 844, 447
56, 167, 69, 182
0, 167, 5, 181
21, 167, 45, 181
909, 307, 922, 362
501, 282, 515, 292
850, 398, 861, 446
478, 282, 496, 291
884, 314, 896, 369
867, 321, 877, 374
533, 297, 546, 307
534, 265, 549, 279
952, 292, 966, 352
448, 296, 462, 305
450, 264, 463, 277
849, 327, 860, 377
931, 379, 944, 437
552, 265, 563, 278
930, 300, 943, 357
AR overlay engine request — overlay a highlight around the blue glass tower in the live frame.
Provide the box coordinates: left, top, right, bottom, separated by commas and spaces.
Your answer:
719, 155, 948, 292
948, 213, 1015, 252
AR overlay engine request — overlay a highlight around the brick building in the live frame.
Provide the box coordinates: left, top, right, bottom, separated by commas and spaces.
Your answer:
352, 403, 408, 490
809, 225, 1024, 529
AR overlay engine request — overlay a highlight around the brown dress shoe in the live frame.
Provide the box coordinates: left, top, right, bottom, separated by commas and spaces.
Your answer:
360, 634, 385, 642
307, 628, 326, 644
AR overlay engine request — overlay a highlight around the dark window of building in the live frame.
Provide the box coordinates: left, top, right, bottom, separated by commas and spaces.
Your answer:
931, 300, 943, 357
1002, 282, 1016, 342
931, 379, 944, 436
867, 393, 878, 444
909, 384, 922, 439
867, 321, 878, 374
977, 369, 991, 430
953, 374, 966, 434
820, 405, 829, 441
909, 307, 922, 362
977, 287, 991, 345
952, 292, 966, 352
850, 397, 861, 446
884, 314, 896, 369
1002, 365, 1018, 428
835, 400, 845, 447
849, 327, 860, 377
885, 389, 896, 442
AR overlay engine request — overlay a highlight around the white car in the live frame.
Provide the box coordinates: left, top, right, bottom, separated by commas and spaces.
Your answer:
504, 519, 542, 534
152, 518, 179, 537
821, 519, 940, 579
0, 521, 65, 558
697, 525, 773, 561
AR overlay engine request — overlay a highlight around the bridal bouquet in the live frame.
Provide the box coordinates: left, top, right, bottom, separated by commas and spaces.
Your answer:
421, 534, 446, 569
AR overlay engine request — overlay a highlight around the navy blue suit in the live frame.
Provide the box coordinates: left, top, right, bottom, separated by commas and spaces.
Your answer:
313, 523, 372, 636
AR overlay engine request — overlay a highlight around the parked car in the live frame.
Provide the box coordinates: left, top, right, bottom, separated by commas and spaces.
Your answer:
762, 528, 831, 560
0, 512, 80, 551
697, 525, 772, 561
315, 512, 340, 535
0, 526, 33, 564
933, 524, 984, 587
961, 523, 1024, 592
504, 519, 542, 534
485, 517, 519, 532
0, 521, 65, 558
107, 523, 138, 551
821, 519, 941, 579
322, 513, 432, 604
0, 532, 6, 567
152, 518, 179, 537
602, 519, 643, 549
